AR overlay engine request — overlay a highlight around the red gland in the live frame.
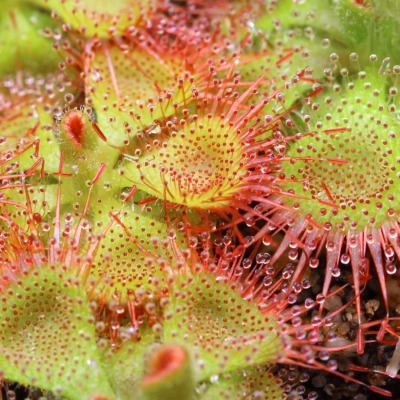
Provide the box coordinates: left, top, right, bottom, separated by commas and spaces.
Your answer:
90, 397, 113, 400
142, 345, 188, 386
32, 213, 42, 223
63, 110, 86, 148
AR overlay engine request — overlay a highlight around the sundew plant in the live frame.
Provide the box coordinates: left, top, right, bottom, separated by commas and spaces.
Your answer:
0, 1, 400, 399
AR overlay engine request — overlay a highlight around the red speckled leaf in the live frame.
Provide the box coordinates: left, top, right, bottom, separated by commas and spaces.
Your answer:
163, 272, 283, 381
0, 264, 115, 400
29, 0, 155, 38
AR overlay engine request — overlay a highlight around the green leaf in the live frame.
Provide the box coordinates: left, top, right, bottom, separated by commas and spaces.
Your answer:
102, 331, 157, 400
162, 272, 283, 381
279, 67, 400, 230
90, 207, 189, 300
0, 101, 60, 172
0, 264, 115, 400
122, 112, 247, 210
28, 0, 155, 38
0, 3, 59, 77
86, 44, 192, 147
198, 366, 284, 400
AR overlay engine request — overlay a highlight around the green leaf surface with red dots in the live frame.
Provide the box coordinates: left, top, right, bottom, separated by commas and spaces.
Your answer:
27, 0, 155, 38
198, 366, 284, 400
85, 43, 194, 147
0, 264, 115, 400
162, 272, 283, 381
